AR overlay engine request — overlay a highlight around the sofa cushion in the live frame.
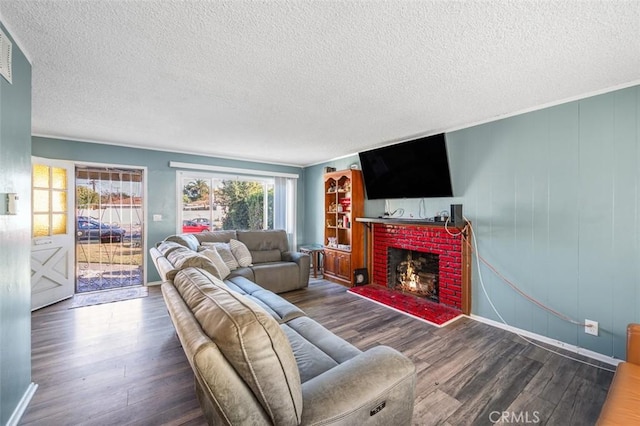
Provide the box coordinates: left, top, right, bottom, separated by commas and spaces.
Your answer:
167, 248, 222, 279
224, 276, 306, 324
230, 238, 253, 267
251, 249, 282, 264
224, 275, 264, 294
227, 266, 255, 281
282, 317, 361, 383
198, 247, 231, 279
165, 233, 200, 251
165, 246, 192, 258
173, 267, 303, 425
195, 230, 237, 244
281, 324, 339, 383
202, 242, 240, 270
237, 230, 289, 252
286, 316, 362, 365
156, 240, 186, 257
252, 262, 300, 294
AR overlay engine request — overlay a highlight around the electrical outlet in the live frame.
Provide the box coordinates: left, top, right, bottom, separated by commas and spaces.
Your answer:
585, 319, 598, 336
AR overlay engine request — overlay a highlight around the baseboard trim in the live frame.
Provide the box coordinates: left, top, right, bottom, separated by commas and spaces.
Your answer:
470, 314, 622, 367
6, 382, 38, 426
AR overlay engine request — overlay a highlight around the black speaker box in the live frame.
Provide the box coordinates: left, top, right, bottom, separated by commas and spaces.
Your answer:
353, 268, 369, 286
450, 204, 463, 227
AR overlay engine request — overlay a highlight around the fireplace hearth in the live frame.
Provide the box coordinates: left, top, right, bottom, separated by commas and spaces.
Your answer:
388, 248, 439, 302
352, 218, 472, 322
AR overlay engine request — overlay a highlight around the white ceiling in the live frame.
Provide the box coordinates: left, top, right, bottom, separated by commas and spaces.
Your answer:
1, 1, 639, 167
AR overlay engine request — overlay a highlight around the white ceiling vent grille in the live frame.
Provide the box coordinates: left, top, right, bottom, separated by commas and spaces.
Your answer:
0, 27, 13, 84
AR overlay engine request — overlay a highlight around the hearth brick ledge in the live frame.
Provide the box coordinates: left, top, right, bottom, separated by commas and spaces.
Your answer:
370, 222, 471, 314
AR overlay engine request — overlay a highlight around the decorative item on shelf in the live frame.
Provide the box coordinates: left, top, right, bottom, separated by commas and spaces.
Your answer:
328, 182, 337, 193
338, 180, 351, 192
327, 237, 337, 247
350, 163, 359, 170
324, 166, 336, 173
337, 244, 351, 250
326, 219, 333, 227
337, 204, 343, 212
343, 216, 350, 228
436, 210, 449, 222
328, 202, 337, 213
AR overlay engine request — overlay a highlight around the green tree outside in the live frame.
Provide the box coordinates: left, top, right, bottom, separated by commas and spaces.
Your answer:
77, 186, 100, 209
183, 179, 210, 202
215, 181, 273, 230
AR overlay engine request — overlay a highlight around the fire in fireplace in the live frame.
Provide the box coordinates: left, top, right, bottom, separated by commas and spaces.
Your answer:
388, 247, 439, 302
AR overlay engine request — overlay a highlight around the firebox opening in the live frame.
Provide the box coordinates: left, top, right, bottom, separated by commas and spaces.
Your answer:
387, 247, 439, 302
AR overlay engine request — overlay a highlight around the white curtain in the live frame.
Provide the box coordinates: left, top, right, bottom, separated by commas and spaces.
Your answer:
274, 176, 297, 249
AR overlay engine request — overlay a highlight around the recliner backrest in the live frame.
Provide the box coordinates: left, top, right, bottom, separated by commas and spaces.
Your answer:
173, 267, 303, 426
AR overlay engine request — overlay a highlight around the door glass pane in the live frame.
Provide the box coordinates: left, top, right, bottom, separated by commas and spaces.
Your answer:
33, 164, 50, 188
51, 167, 67, 190
52, 213, 67, 235
33, 189, 50, 213
52, 191, 67, 212
33, 214, 50, 237
33, 163, 69, 238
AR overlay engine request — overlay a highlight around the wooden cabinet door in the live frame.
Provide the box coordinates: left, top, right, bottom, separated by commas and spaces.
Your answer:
323, 249, 337, 277
337, 252, 351, 281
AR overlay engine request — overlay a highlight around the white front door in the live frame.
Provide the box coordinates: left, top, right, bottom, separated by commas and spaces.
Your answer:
31, 158, 75, 310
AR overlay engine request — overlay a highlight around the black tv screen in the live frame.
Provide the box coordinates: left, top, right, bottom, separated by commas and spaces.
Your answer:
358, 133, 453, 199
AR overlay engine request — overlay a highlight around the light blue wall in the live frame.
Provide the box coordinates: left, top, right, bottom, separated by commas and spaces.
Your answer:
451, 86, 640, 359
31, 138, 304, 282
303, 85, 640, 359
0, 22, 33, 425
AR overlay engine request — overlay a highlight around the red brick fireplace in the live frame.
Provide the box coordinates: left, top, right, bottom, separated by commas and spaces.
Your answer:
368, 221, 471, 314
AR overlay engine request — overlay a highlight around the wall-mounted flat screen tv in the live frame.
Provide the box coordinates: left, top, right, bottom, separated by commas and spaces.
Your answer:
358, 133, 453, 199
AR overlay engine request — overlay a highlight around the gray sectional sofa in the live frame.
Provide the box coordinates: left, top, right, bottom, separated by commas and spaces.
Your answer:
151, 229, 310, 293
151, 229, 417, 425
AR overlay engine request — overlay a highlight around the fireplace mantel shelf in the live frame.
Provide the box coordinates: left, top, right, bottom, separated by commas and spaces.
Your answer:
356, 217, 456, 227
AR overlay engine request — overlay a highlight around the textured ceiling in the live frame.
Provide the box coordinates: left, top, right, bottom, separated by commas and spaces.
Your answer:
1, 1, 639, 167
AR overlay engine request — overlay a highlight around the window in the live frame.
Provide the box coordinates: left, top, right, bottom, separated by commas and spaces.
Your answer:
177, 169, 297, 245
180, 173, 274, 232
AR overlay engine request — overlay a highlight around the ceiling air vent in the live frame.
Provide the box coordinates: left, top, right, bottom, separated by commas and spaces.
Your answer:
0, 27, 12, 84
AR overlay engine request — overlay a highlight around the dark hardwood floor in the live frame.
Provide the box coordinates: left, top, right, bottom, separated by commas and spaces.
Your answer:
22, 279, 614, 425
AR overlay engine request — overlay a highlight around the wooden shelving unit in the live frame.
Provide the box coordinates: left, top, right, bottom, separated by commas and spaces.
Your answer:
323, 169, 364, 286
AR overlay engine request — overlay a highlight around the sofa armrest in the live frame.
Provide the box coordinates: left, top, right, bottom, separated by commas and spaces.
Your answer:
628, 323, 640, 365
282, 251, 310, 287
301, 346, 416, 425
